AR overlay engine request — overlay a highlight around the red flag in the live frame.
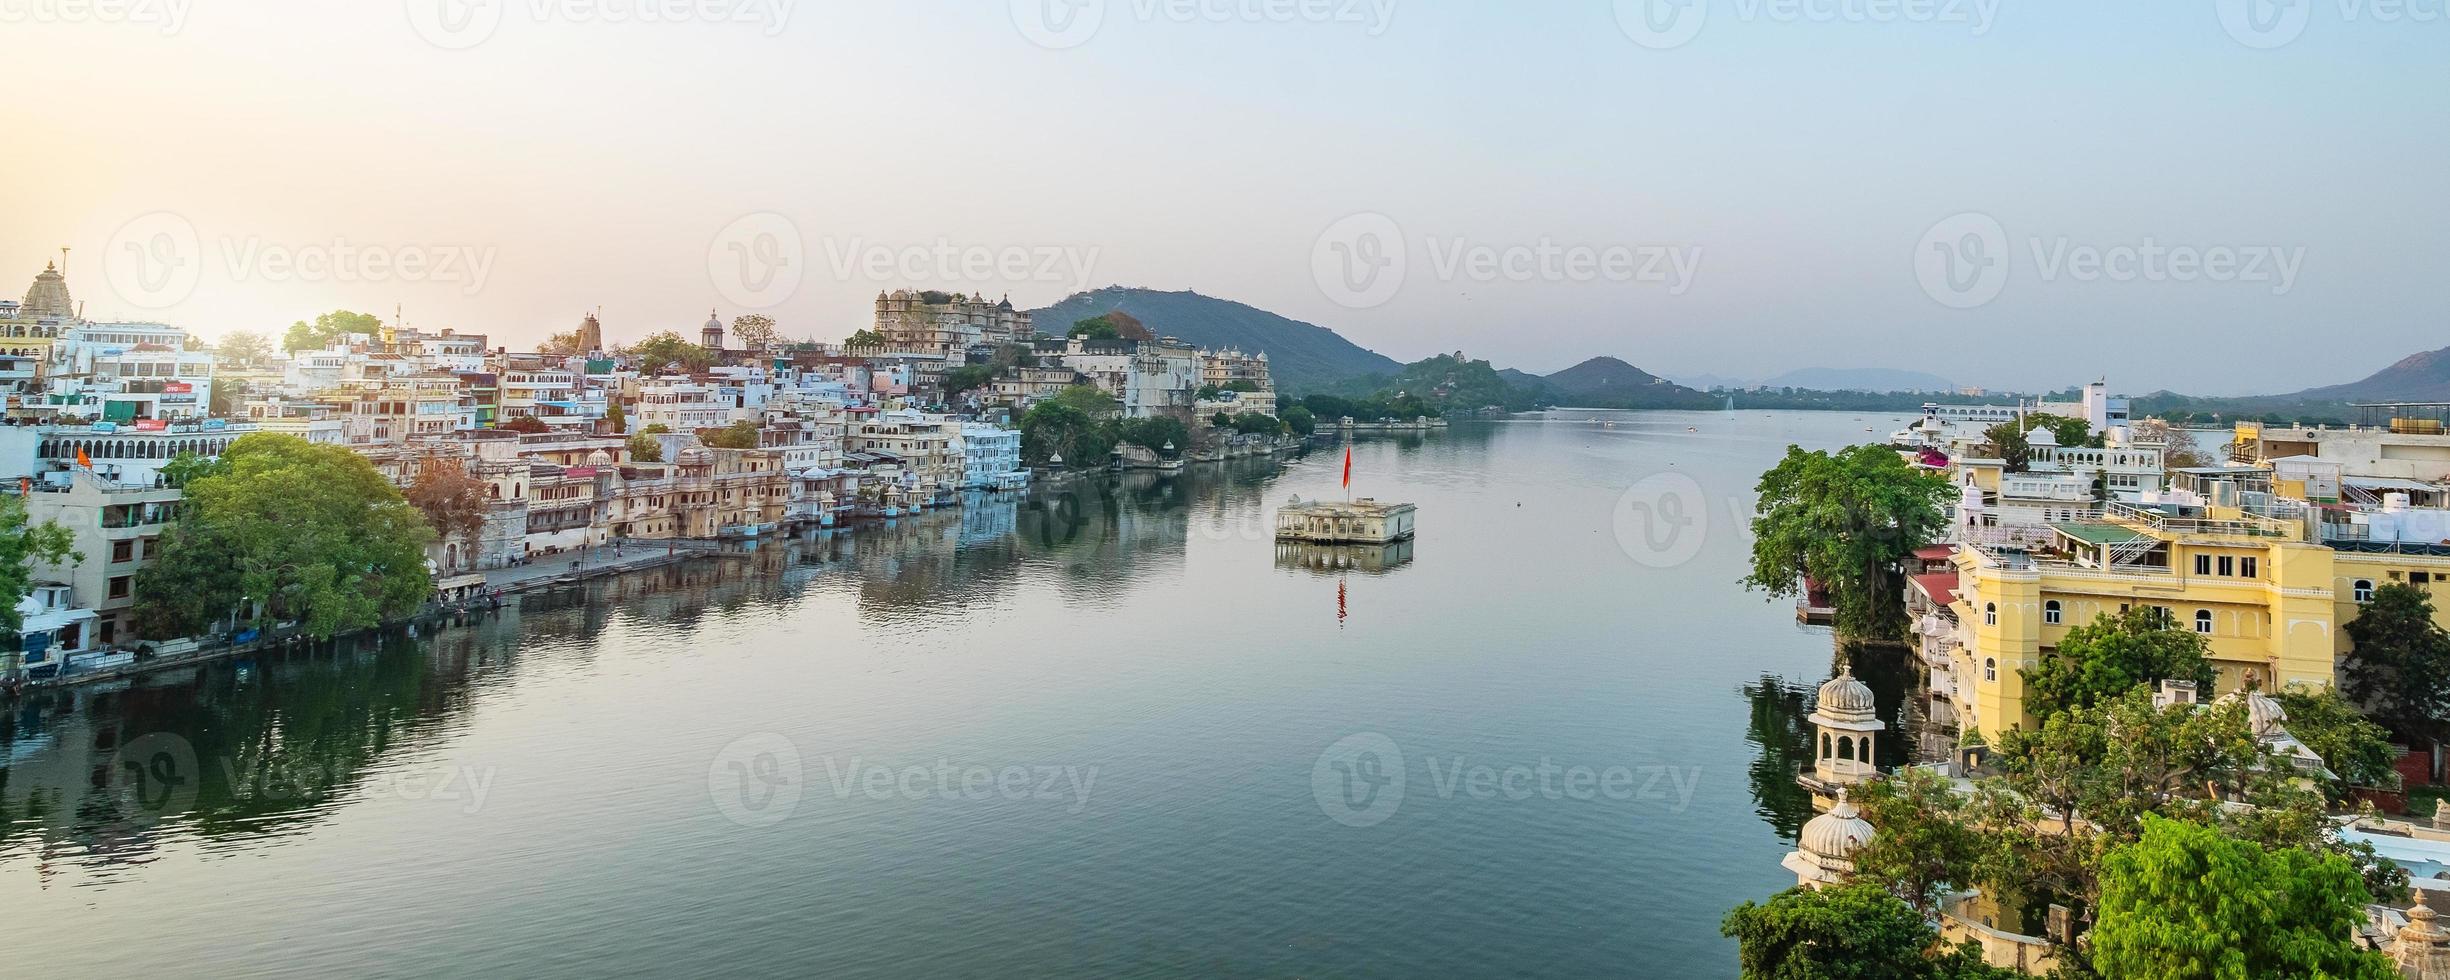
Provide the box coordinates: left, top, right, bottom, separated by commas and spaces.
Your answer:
75, 448, 91, 470
1341, 447, 1352, 489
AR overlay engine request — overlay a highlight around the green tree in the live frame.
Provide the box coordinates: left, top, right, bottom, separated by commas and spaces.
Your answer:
2274, 688, 2400, 793
282, 310, 383, 352
0, 495, 78, 641
698, 420, 761, 449
537, 330, 586, 356
844, 329, 886, 348
1051, 384, 1120, 417
2341, 581, 2450, 744
622, 331, 715, 374
604, 399, 626, 434
159, 450, 228, 489
1019, 401, 1115, 468
1742, 444, 1953, 640
1722, 884, 2013, 980
942, 365, 996, 395
1281, 406, 1317, 437
1117, 416, 1189, 452
132, 434, 434, 640
215, 330, 271, 367
497, 416, 549, 434
2090, 815, 2395, 980
1981, 412, 2098, 473
729, 313, 780, 352
640, 423, 671, 436
626, 432, 663, 463
2023, 607, 2218, 718
1850, 766, 1995, 917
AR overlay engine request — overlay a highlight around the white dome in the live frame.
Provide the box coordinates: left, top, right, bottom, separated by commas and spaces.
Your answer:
1799, 795, 1874, 862
2027, 426, 2060, 447
1817, 667, 1877, 717
588, 449, 615, 467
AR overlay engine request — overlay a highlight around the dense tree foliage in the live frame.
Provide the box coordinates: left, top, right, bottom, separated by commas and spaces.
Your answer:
729, 313, 780, 352
1742, 444, 1953, 640
497, 416, 549, 434
215, 330, 272, 367
282, 310, 383, 352
2023, 607, 2218, 718
843, 329, 886, 348
942, 365, 996, 395
132, 434, 433, 641
1281, 406, 1316, 437
2091, 816, 2396, 980
2342, 581, 2450, 744
626, 432, 663, 463
1849, 766, 1994, 917
698, 420, 762, 450
622, 331, 716, 374
2275, 688, 2401, 793
1722, 885, 2015, 980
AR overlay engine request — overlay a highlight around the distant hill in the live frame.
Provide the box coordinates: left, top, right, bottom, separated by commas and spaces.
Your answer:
2287, 345, 2450, 402
1543, 357, 1716, 409
1027, 287, 1401, 392
1759, 368, 1957, 394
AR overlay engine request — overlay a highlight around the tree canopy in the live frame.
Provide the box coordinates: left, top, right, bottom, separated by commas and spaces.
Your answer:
729, 314, 781, 352
2090, 815, 2396, 980
1722, 884, 2015, 980
2342, 581, 2450, 744
622, 331, 715, 374
1742, 444, 1953, 640
0, 495, 77, 642
626, 432, 663, 463
2023, 607, 2218, 718
1982, 412, 2099, 472
132, 434, 434, 641
215, 330, 272, 367
283, 310, 383, 352
698, 420, 761, 450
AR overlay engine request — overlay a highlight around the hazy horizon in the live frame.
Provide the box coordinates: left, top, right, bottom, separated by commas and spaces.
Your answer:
7, 1, 2441, 396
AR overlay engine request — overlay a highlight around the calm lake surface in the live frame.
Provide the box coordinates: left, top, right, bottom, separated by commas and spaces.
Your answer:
0, 410, 1905, 979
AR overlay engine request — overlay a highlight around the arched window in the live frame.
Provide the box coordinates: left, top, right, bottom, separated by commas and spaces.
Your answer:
1984, 602, 1997, 626
1820, 733, 1831, 759
2196, 609, 2214, 634
1984, 657, 1998, 681
2355, 579, 2376, 603
2044, 600, 2062, 625
1837, 736, 1855, 761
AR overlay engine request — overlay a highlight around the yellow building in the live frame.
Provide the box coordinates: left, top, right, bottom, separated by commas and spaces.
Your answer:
1945, 501, 2353, 741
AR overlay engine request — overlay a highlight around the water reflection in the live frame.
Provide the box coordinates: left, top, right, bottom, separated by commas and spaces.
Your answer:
1272, 539, 1415, 575
0, 455, 1296, 882
1739, 674, 1816, 842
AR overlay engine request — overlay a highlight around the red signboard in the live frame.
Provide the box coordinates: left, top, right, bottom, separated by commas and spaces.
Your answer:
133, 419, 168, 431
162, 381, 194, 394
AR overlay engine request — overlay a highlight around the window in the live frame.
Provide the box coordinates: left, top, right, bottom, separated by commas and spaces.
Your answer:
1984, 658, 1998, 682
1837, 736, 1855, 761
1985, 602, 1997, 626
2355, 579, 2376, 603
2195, 609, 2214, 634
2196, 554, 2213, 576
2241, 557, 2258, 579
2219, 556, 2235, 577
2045, 600, 2063, 625
111, 540, 133, 563
2418, 572, 2435, 587
108, 576, 131, 600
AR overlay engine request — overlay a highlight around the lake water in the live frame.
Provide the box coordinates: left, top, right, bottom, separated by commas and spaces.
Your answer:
0, 410, 1903, 979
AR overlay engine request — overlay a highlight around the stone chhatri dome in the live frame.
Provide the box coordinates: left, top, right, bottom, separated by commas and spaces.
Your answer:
22, 261, 72, 317
1816, 666, 1878, 722
1800, 791, 1874, 863
2395, 896, 2450, 978
587, 449, 615, 468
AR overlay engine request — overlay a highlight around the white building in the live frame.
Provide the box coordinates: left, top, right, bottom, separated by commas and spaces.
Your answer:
959, 423, 1027, 490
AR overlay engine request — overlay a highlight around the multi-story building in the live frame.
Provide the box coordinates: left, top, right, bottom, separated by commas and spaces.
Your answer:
324, 373, 478, 444
958, 423, 1027, 490
1061, 337, 1199, 420
2229, 406, 2450, 484
0, 418, 264, 488
846, 410, 965, 502
634, 376, 729, 432
23, 470, 185, 648
873, 290, 1033, 352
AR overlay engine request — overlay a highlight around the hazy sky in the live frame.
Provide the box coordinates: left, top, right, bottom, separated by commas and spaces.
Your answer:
4, 1, 2442, 395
